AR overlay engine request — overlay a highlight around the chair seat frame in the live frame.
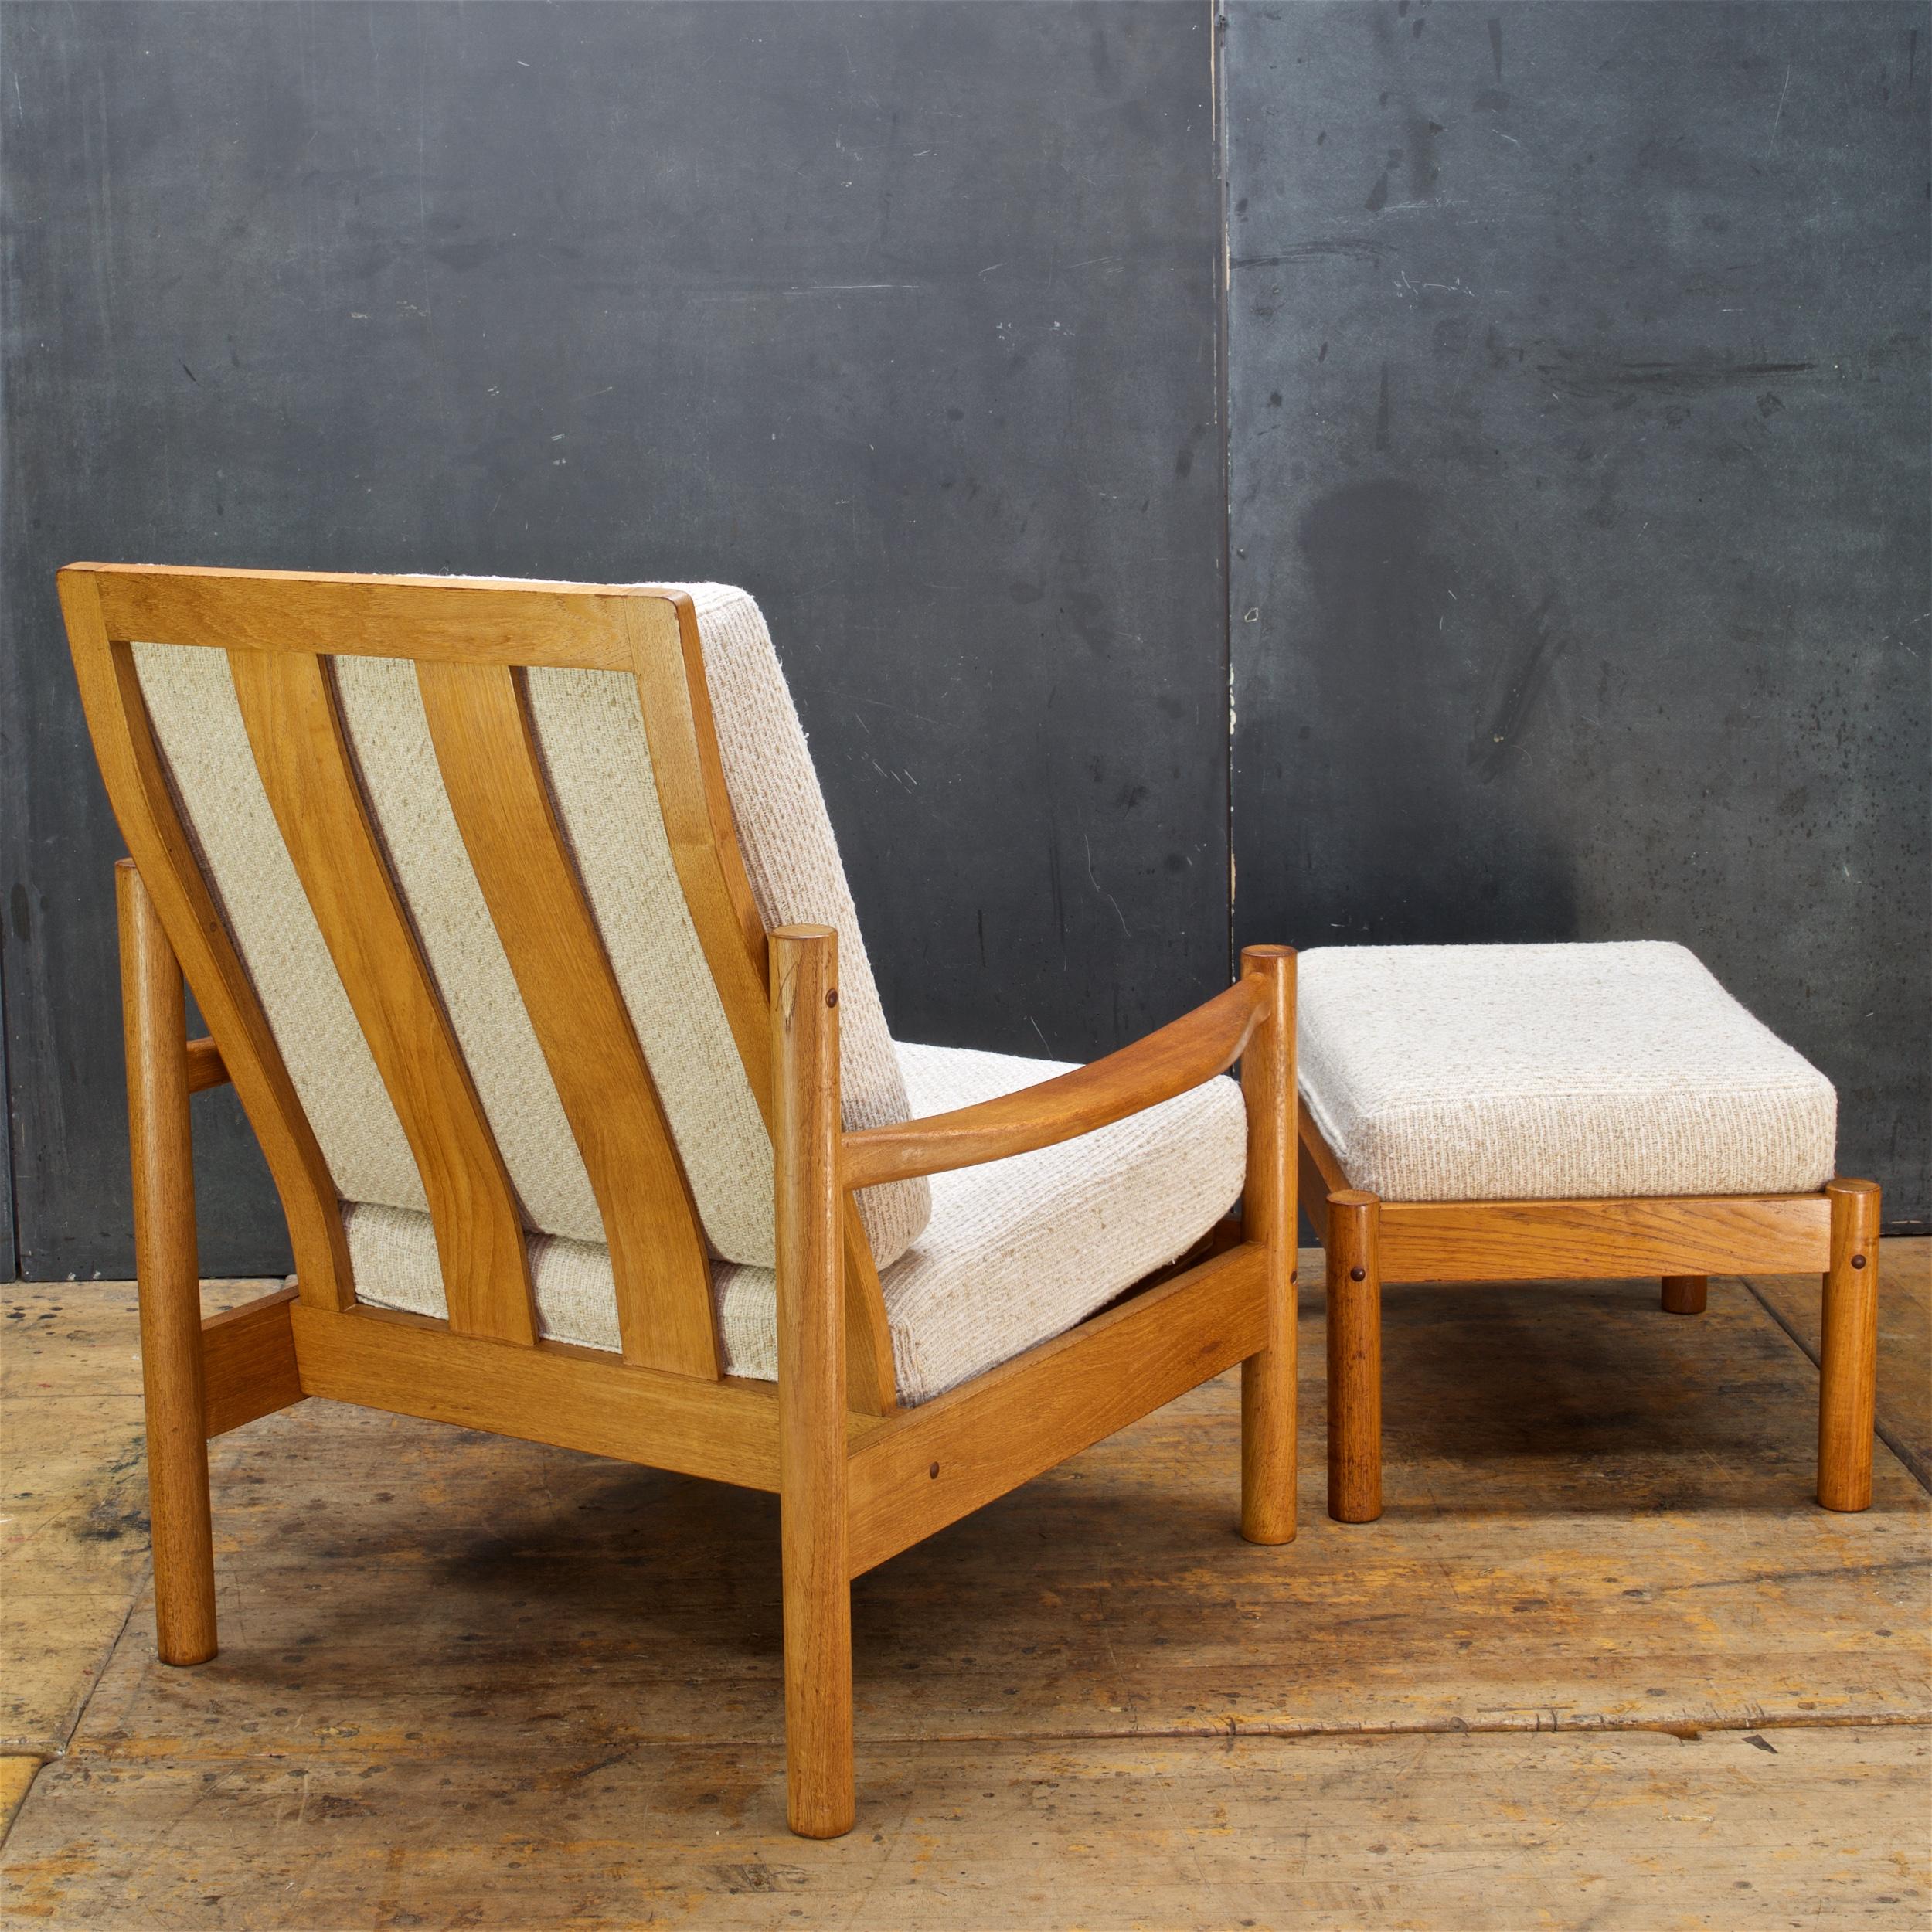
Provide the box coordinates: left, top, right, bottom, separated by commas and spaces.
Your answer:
66, 562, 1301, 1839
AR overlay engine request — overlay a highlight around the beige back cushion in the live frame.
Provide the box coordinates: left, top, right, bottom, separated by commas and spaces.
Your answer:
131, 581, 929, 1270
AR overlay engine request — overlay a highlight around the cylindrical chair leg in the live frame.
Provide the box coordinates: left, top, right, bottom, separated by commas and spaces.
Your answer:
1661, 1275, 1707, 1315
1239, 945, 1298, 1546
1326, 1190, 1383, 1525
117, 861, 217, 1666
772, 926, 856, 1838
1818, 1177, 1881, 1513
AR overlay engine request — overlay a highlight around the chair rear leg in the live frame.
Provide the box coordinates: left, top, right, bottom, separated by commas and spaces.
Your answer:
773, 927, 855, 1838
1661, 1275, 1707, 1315
1326, 1190, 1383, 1525
117, 862, 217, 1665
1818, 1177, 1880, 1512
1239, 946, 1298, 1545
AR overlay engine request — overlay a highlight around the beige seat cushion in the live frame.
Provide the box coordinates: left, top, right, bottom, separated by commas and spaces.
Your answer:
342, 1038, 1248, 1406
132, 581, 928, 1270
1298, 941, 1836, 1202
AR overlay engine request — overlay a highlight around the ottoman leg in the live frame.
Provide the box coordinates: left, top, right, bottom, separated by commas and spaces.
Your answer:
1661, 1275, 1707, 1315
1818, 1178, 1880, 1512
1327, 1190, 1383, 1524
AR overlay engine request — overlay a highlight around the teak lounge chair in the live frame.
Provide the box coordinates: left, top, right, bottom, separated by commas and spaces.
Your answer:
61, 563, 1300, 1838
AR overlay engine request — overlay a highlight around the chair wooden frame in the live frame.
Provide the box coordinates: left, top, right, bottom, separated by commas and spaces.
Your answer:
63, 562, 1300, 1839
1298, 1112, 1881, 1525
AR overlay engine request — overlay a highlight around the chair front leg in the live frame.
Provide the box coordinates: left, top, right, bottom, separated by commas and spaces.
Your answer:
117, 861, 218, 1665
1240, 946, 1298, 1546
1818, 1177, 1880, 1512
1326, 1189, 1383, 1524
772, 926, 855, 1838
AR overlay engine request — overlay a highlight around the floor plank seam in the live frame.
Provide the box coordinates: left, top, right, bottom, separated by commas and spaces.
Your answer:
1744, 1276, 1932, 1493
49, 1711, 1932, 1766
29, 1556, 150, 1779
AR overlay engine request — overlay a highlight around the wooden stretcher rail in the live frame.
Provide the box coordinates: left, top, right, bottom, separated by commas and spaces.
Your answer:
184, 1037, 228, 1093
286, 1302, 886, 1492
1376, 1193, 1834, 1281
201, 1287, 303, 1436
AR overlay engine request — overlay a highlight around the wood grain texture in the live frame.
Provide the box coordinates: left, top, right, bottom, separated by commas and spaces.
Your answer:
620, 595, 896, 1414
1376, 1192, 1833, 1282
286, 1302, 876, 1492
60, 573, 352, 1311
182, 1037, 227, 1094
847, 1243, 1269, 1577
1662, 1274, 1709, 1315
844, 975, 1267, 1189
770, 927, 855, 1838
1752, 1236, 1932, 1492
82, 560, 662, 670
623, 594, 773, 1104
199, 1288, 303, 1438
1237, 945, 1297, 1546
1325, 1190, 1383, 1526
1818, 1178, 1883, 1512
116, 862, 217, 1667
7, 1728, 1928, 1930
0, 1760, 36, 1853
417, 655, 718, 1379
4, 1267, 1928, 1926
0, 1277, 274, 1758
227, 646, 536, 1345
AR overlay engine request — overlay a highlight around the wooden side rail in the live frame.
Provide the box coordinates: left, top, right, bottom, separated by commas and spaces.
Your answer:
202, 1287, 303, 1436
847, 1240, 1270, 1575
842, 976, 1270, 1189
1376, 1192, 1832, 1281
185, 1037, 229, 1092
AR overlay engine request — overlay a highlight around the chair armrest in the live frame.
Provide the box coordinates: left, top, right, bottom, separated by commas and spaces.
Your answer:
841, 976, 1270, 1190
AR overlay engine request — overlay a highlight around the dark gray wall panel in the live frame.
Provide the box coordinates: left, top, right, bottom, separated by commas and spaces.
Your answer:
0, 942, 13, 1281
1229, 1, 1930, 1226
1, 1, 1226, 1278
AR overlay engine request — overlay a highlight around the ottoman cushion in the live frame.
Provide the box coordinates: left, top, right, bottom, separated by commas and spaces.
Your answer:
1297, 941, 1836, 1202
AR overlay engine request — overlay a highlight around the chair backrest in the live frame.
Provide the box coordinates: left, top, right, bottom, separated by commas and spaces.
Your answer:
61, 565, 924, 1396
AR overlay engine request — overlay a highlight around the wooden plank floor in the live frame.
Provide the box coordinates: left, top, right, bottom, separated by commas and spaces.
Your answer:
2, 1247, 1927, 1929
1752, 1236, 1932, 1490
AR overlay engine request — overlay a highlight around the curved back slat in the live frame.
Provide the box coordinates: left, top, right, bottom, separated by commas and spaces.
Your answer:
417, 657, 717, 1377
62, 562, 901, 1410
59, 575, 354, 1312
226, 647, 536, 1346
621, 598, 896, 1412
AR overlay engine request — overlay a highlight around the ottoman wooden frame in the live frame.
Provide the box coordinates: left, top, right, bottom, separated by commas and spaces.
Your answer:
63, 561, 1301, 1841
1298, 1114, 1881, 1522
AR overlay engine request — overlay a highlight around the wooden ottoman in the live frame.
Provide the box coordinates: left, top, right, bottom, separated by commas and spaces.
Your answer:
1295, 942, 1878, 1520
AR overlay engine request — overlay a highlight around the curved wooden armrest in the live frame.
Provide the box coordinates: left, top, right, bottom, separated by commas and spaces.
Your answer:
842, 976, 1269, 1190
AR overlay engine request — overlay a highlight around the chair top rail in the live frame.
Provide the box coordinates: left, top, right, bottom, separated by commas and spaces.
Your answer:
68, 560, 687, 671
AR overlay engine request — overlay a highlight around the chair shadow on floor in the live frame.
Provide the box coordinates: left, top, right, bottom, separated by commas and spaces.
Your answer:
228, 1269, 1906, 1692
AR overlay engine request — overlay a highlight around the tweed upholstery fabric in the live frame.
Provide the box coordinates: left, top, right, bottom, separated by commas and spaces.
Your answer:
341, 1037, 1248, 1406
132, 640, 426, 1213
669, 583, 927, 1264
1297, 941, 1836, 1202
131, 580, 928, 1270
